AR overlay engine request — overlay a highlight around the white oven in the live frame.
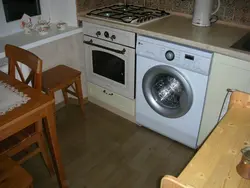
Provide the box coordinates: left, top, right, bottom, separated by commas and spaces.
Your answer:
83, 34, 135, 99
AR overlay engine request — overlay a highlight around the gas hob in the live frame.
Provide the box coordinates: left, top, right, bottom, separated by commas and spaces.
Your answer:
86, 4, 170, 26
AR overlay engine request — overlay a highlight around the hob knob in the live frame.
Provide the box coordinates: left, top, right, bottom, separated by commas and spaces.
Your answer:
165, 50, 175, 61
111, 35, 116, 41
104, 31, 109, 38
96, 31, 101, 37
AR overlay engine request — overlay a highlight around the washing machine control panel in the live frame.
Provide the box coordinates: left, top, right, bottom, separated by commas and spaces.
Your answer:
136, 36, 213, 76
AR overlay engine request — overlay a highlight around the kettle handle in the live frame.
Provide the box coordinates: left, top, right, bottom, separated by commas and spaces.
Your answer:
211, 0, 221, 15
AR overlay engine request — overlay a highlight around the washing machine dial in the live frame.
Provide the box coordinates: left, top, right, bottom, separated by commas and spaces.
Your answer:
165, 50, 175, 61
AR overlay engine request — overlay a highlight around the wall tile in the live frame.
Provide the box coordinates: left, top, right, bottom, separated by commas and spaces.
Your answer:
159, 0, 173, 11
126, 0, 144, 6
145, 0, 159, 9
77, 0, 122, 11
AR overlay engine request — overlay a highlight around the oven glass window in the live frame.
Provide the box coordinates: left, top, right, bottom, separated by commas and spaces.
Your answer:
92, 51, 125, 84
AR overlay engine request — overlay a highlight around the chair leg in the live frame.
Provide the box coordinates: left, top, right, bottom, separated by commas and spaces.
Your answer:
35, 121, 55, 176
62, 88, 69, 105
37, 133, 55, 176
75, 76, 84, 114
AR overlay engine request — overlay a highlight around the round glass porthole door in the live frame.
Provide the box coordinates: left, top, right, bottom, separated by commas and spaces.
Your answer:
142, 65, 193, 118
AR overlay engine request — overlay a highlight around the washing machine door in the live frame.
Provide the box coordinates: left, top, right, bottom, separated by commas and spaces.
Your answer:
142, 65, 193, 118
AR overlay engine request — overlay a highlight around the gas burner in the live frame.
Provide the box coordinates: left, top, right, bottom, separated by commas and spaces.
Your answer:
87, 4, 170, 26
100, 12, 113, 17
97, 10, 120, 17
110, 5, 141, 11
121, 16, 138, 23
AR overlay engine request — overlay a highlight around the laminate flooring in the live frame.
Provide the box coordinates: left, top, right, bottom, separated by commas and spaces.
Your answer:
23, 103, 195, 188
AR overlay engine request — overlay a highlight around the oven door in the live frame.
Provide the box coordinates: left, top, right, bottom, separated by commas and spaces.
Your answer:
83, 35, 135, 99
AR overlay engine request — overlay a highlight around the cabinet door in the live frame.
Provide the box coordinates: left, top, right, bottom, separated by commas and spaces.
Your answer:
198, 53, 250, 146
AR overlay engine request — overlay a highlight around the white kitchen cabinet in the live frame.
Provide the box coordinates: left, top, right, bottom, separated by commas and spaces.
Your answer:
88, 82, 135, 121
198, 53, 250, 146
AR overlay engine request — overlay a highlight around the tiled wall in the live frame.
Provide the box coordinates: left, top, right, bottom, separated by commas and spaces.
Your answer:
77, 0, 123, 11
77, 0, 250, 26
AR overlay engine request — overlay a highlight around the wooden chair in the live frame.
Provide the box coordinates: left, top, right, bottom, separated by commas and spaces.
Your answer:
0, 155, 33, 188
42, 65, 84, 113
0, 44, 54, 175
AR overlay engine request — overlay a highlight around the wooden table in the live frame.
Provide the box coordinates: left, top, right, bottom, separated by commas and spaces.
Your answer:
161, 91, 250, 188
0, 71, 68, 188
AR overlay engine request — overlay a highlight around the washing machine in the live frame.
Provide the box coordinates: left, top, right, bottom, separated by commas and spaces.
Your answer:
136, 36, 213, 149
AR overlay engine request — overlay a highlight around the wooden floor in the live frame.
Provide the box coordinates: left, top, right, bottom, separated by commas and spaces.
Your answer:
23, 103, 195, 188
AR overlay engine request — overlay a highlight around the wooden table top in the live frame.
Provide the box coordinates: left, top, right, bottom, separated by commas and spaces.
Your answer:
161, 91, 250, 188
178, 107, 250, 188
0, 71, 53, 139
161, 107, 250, 188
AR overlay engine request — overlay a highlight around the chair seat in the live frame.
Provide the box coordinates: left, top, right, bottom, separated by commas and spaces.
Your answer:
0, 155, 33, 188
42, 64, 84, 114
42, 65, 81, 92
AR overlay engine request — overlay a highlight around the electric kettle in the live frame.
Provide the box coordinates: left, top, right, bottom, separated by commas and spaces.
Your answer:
192, 0, 221, 27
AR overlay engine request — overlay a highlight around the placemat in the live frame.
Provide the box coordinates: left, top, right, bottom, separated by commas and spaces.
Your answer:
0, 81, 30, 115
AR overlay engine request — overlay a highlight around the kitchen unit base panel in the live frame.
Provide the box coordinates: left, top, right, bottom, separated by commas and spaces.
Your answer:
87, 83, 135, 122
198, 53, 250, 146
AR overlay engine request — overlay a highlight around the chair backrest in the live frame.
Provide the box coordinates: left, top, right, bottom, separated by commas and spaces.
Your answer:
5, 44, 43, 91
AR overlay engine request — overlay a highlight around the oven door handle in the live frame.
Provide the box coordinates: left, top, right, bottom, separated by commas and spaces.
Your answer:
83, 39, 126, 55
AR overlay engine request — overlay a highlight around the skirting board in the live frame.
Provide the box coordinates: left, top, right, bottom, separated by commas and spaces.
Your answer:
88, 96, 136, 123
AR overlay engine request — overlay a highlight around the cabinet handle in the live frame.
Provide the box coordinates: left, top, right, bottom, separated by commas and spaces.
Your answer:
103, 90, 113, 96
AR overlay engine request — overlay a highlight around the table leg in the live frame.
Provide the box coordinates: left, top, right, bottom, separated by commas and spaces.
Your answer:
43, 103, 68, 188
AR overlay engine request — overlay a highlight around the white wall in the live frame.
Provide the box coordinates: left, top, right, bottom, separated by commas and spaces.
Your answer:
0, 0, 77, 37
49, 0, 78, 26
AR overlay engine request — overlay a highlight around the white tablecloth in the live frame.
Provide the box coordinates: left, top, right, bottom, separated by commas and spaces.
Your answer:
0, 81, 30, 115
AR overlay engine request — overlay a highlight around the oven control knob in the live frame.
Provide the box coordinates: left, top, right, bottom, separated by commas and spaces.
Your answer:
111, 35, 116, 41
165, 50, 175, 61
96, 31, 101, 37
104, 31, 109, 38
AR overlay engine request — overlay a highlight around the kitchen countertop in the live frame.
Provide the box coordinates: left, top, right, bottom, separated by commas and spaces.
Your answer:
160, 91, 250, 188
78, 13, 250, 62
